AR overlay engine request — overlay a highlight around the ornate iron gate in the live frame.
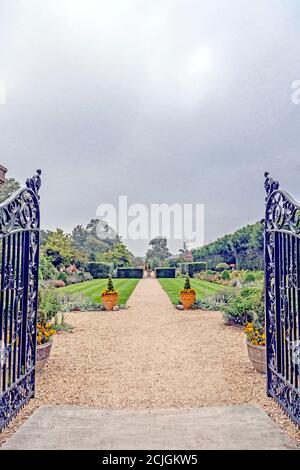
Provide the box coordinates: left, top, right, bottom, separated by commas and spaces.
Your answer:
264, 172, 300, 425
0, 170, 41, 429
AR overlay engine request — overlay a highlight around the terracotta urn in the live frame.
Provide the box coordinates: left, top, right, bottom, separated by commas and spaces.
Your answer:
102, 292, 119, 311
179, 291, 196, 310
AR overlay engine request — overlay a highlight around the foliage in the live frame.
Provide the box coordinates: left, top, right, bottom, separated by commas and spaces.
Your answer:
37, 322, 56, 345
117, 268, 144, 278
43, 229, 79, 268
39, 254, 58, 281
155, 268, 176, 278
57, 272, 68, 284
38, 288, 62, 325
85, 262, 112, 279
221, 270, 230, 281
224, 286, 264, 327
216, 262, 230, 271
0, 177, 20, 203
243, 271, 256, 284
146, 237, 171, 266
103, 242, 133, 268
102, 277, 117, 295
180, 276, 196, 294
192, 222, 263, 270
201, 288, 235, 311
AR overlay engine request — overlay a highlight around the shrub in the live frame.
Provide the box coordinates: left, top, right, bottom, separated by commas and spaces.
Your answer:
85, 262, 112, 278
243, 271, 256, 284
201, 289, 235, 311
224, 286, 264, 327
57, 272, 68, 284
180, 276, 196, 294
61, 295, 104, 312
216, 263, 230, 271
38, 288, 62, 324
155, 268, 176, 278
102, 277, 118, 295
117, 268, 143, 278
221, 270, 230, 280
39, 254, 57, 281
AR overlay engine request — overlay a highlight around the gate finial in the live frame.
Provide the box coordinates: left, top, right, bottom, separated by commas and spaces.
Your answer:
264, 172, 279, 200
26, 169, 42, 197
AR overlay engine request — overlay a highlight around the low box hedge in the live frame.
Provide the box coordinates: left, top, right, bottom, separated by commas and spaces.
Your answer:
117, 268, 144, 278
155, 268, 176, 278
180, 262, 207, 277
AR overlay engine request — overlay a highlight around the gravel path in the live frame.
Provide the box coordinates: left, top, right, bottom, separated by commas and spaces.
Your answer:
1, 278, 300, 445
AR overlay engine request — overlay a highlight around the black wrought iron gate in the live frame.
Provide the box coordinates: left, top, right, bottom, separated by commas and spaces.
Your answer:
264, 172, 300, 426
0, 170, 41, 430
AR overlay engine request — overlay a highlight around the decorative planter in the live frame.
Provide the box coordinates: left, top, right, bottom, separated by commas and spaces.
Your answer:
179, 292, 196, 310
247, 341, 266, 374
102, 292, 119, 311
36, 341, 53, 373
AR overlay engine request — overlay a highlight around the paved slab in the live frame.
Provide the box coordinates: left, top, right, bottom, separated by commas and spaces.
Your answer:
2, 405, 296, 450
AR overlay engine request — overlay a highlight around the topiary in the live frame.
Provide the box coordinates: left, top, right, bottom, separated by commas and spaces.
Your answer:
184, 276, 191, 290
102, 276, 117, 295
107, 276, 114, 292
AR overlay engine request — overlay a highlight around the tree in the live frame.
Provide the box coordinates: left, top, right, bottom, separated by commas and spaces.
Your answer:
0, 177, 20, 203
43, 229, 78, 267
104, 243, 133, 268
146, 237, 171, 267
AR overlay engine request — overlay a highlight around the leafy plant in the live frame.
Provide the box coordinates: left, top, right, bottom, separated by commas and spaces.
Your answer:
221, 270, 230, 280
102, 277, 118, 295
224, 286, 264, 326
243, 271, 256, 283
180, 276, 196, 294
38, 288, 62, 325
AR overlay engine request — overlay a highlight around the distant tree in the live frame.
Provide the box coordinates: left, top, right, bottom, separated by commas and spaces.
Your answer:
0, 177, 20, 203
104, 243, 133, 268
146, 237, 171, 267
43, 229, 78, 267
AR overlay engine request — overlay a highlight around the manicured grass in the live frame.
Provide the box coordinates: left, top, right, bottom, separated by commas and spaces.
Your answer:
158, 277, 224, 305
58, 278, 140, 305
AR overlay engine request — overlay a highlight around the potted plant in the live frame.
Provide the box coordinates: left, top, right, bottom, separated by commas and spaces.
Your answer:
244, 322, 266, 374
179, 276, 196, 310
101, 277, 119, 311
36, 322, 56, 372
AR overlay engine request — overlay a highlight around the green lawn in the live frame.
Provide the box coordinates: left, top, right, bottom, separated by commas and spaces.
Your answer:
58, 278, 140, 305
158, 277, 224, 305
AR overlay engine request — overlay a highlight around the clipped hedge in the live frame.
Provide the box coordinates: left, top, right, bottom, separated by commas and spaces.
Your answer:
180, 262, 207, 277
85, 262, 112, 279
117, 268, 143, 278
155, 268, 176, 278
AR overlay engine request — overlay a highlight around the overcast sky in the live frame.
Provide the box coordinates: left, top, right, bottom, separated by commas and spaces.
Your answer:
1, 0, 300, 255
